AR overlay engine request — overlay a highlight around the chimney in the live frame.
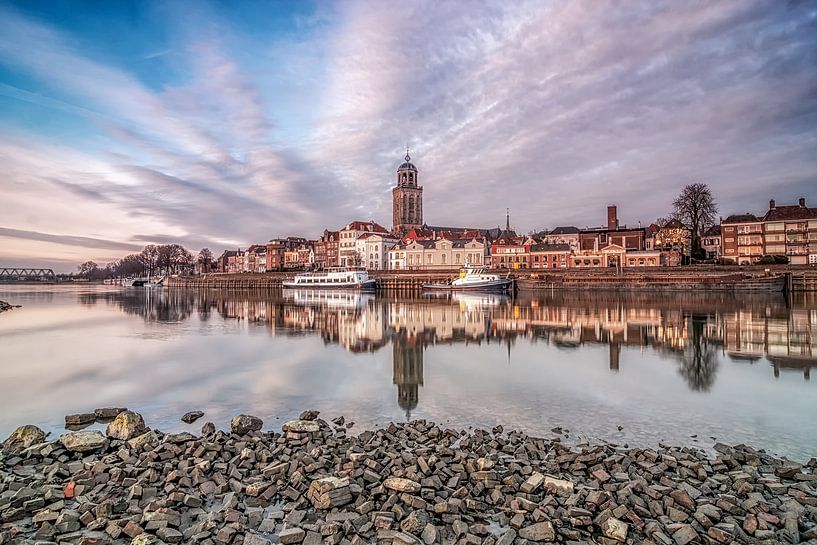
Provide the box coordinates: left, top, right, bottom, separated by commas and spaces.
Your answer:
607, 205, 618, 230
769, 199, 775, 210
799, 197, 806, 208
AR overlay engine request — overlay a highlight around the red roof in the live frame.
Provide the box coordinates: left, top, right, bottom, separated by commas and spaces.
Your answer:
344, 221, 389, 234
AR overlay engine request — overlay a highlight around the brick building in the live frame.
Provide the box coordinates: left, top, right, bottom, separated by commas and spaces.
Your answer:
721, 214, 763, 265
579, 206, 647, 252
761, 198, 817, 265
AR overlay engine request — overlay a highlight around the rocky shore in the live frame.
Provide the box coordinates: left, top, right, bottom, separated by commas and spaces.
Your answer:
2, 410, 816, 545
0, 301, 21, 314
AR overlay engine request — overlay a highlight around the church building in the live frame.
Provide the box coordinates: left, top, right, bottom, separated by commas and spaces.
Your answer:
392, 150, 423, 235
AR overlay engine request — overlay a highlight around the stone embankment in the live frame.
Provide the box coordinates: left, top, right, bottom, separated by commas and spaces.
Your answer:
2, 410, 817, 545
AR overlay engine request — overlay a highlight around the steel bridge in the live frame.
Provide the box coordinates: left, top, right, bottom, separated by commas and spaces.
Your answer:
0, 268, 56, 282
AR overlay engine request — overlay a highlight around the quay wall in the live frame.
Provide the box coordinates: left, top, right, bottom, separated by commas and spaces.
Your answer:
166, 265, 817, 291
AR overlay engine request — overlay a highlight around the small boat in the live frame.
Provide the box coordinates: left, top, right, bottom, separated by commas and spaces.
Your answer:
131, 276, 164, 287
282, 268, 377, 290
423, 266, 512, 292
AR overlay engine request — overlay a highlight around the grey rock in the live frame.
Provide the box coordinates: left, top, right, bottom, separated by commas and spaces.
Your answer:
180, 411, 204, 424
60, 430, 107, 452
231, 414, 263, 435
2, 425, 45, 453
106, 410, 146, 440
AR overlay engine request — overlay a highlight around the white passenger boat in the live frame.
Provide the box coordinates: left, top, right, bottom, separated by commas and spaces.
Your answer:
282, 268, 377, 290
422, 266, 512, 292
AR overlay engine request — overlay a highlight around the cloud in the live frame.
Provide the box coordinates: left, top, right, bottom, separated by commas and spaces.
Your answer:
0, 227, 142, 252
0, 0, 815, 269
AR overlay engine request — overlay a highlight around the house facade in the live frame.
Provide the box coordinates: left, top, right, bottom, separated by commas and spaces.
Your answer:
529, 243, 570, 269
543, 227, 580, 252
490, 230, 528, 269
314, 230, 339, 269
721, 214, 763, 265
761, 198, 817, 265
701, 225, 722, 259
356, 233, 400, 270
339, 221, 390, 267
389, 238, 486, 270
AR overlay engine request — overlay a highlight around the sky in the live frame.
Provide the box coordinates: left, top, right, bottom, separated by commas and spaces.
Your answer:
0, 0, 816, 272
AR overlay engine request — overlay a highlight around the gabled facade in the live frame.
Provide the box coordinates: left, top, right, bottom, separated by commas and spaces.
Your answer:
654, 219, 691, 256
490, 229, 528, 269
339, 221, 390, 267
314, 230, 339, 269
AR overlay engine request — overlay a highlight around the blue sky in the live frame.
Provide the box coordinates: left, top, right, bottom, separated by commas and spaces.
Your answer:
1, 0, 816, 270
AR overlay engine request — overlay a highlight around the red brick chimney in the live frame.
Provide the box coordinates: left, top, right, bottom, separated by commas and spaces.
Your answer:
607, 205, 618, 230
769, 199, 775, 210
799, 197, 806, 208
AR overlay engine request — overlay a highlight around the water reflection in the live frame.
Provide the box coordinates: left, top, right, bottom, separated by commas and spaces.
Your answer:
75, 288, 815, 407
3, 285, 816, 459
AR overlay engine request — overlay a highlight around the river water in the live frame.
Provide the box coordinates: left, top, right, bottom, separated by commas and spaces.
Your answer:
0, 285, 815, 460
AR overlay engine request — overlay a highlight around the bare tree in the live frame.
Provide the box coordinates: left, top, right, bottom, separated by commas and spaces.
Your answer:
672, 183, 718, 255
198, 248, 214, 273
78, 261, 99, 278
140, 245, 159, 277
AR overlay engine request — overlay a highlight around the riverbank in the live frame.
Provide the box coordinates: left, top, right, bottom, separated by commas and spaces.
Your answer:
166, 266, 817, 292
2, 411, 816, 545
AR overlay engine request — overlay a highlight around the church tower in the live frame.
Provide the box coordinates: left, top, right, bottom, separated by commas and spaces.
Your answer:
392, 149, 423, 235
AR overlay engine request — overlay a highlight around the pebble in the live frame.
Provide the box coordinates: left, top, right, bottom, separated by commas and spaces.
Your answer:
1, 412, 814, 545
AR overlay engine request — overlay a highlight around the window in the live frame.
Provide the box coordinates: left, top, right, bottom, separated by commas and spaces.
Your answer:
442, 254, 446, 264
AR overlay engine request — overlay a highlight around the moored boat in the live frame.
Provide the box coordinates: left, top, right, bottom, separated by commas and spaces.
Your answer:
423, 266, 512, 292
282, 268, 377, 289
131, 276, 164, 287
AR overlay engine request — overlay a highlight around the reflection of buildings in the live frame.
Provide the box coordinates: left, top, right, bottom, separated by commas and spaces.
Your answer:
96, 289, 815, 414
722, 295, 816, 380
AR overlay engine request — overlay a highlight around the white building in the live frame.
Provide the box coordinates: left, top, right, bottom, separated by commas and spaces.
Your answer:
388, 237, 486, 270
356, 233, 400, 270
338, 220, 391, 267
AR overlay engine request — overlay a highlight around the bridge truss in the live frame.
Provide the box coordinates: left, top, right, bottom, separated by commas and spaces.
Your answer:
0, 268, 56, 282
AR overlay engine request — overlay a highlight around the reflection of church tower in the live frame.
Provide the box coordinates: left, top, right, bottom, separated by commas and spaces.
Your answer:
393, 335, 424, 419
392, 149, 423, 235
609, 343, 620, 371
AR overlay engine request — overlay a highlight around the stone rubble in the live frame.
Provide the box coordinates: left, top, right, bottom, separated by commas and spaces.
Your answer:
1, 410, 816, 545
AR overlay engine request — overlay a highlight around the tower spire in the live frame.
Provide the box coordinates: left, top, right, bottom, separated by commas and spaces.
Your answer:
405, 144, 410, 162
506, 208, 510, 231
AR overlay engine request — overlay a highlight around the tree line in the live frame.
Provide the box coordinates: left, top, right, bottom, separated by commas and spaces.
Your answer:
77, 245, 215, 280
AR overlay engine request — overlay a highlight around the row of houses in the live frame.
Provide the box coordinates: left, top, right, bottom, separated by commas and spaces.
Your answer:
212, 198, 816, 273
